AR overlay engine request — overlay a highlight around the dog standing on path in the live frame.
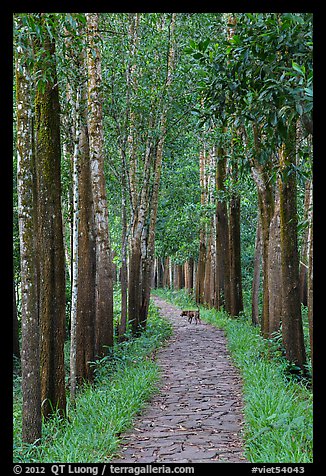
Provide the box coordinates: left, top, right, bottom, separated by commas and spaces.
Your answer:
180, 309, 201, 324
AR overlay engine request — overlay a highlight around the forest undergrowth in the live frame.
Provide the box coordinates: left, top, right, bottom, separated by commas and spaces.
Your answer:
13, 295, 173, 463
153, 288, 313, 463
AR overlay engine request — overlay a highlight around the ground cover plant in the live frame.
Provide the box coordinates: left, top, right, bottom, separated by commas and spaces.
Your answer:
13, 300, 172, 463
153, 288, 313, 463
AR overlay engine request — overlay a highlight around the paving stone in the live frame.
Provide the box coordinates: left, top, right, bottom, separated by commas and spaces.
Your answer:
110, 296, 248, 463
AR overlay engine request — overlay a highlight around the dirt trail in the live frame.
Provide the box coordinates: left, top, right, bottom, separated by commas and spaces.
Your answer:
111, 295, 248, 463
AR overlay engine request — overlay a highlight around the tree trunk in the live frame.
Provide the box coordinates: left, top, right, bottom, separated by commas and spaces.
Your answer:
129, 238, 142, 335
204, 234, 213, 307
268, 189, 282, 336
307, 218, 313, 371
15, 23, 42, 441
196, 147, 207, 304
249, 125, 275, 338
139, 13, 177, 330
163, 257, 170, 287
34, 14, 66, 419
75, 122, 96, 385
215, 148, 231, 312
13, 280, 20, 361
251, 162, 275, 338
86, 13, 114, 357
196, 239, 206, 304
251, 215, 262, 326
69, 89, 81, 403
279, 141, 306, 369
157, 258, 164, 288
299, 179, 312, 306
184, 260, 193, 292
119, 204, 128, 339
229, 194, 243, 316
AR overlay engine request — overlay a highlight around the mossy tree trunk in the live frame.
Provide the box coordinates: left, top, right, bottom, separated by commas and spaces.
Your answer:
33, 13, 66, 419
15, 17, 42, 441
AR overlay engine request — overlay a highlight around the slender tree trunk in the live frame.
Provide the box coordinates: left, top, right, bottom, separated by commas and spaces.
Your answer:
70, 89, 81, 403
16, 25, 42, 441
251, 215, 262, 326
279, 140, 306, 369
86, 13, 114, 357
34, 14, 66, 419
250, 150, 275, 338
139, 13, 177, 330
163, 257, 170, 287
157, 259, 164, 288
204, 234, 213, 306
249, 125, 275, 338
229, 194, 243, 316
184, 260, 191, 292
196, 239, 206, 304
299, 179, 312, 306
119, 185, 128, 339
13, 280, 20, 360
129, 238, 142, 334
268, 188, 282, 335
307, 218, 313, 371
75, 122, 96, 384
215, 147, 231, 312
196, 148, 207, 304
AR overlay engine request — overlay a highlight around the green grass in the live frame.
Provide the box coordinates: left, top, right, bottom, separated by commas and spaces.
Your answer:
13, 300, 173, 463
153, 288, 313, 463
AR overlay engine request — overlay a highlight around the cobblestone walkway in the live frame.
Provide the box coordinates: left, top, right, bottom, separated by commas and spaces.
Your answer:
111, 296, 248, 463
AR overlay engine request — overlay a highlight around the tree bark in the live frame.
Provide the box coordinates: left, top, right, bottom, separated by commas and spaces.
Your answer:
75, 122, 96, 384
229, 194, 243, 316
249, 125, 275, 338
307, 217, 313, 371
279, 141, 306, 369
215, 147, 231, 312
251, 215, 262, 326
139, 13, 177, 330
299, 179, 312, 306
13, 280, 20, 361
86, 13, 114, 357
196, 148, 207, 304
16, 22, 42, 441
163, 257, 170, 287
70, 89, 81, 403
267, 188, 282, 335
34, 14, 66, 419
204, 233, 213, 307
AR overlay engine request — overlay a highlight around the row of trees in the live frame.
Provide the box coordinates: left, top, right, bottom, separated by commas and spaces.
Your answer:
14, 12, 179, 444
153, 13, 313, 370
13, 12, 313, 447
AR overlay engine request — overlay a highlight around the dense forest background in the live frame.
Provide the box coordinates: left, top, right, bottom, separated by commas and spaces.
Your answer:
13, 12, 313, 463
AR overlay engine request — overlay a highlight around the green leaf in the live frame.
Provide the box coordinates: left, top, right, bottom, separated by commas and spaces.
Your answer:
295, 102, 303, 115
292, 61, 305, 76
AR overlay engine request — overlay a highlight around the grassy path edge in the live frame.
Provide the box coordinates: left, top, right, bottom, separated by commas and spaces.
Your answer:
152, 289, 313, 463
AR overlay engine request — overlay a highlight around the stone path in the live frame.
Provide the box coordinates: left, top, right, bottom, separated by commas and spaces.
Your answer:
111, 296, 248, 463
